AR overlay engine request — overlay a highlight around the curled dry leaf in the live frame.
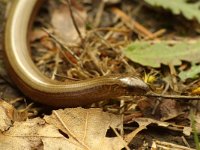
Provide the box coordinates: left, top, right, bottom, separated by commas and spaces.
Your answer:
0, 100, 27, 132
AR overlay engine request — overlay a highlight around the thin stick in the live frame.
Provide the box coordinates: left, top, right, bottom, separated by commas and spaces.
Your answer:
42, 28, 79, 65
110, 126, 130, 150
111, 7, 154, 38
94, 1, 105, 27
145, 92, 200, 100
64, 0, 85, 47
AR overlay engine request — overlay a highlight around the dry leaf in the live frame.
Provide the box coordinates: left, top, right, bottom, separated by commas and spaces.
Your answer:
159, 99, 182, 121
0, 118, 71, 149
0, 100, 27, 132
124, 117, 192, 143
30, 28, 48, 42
0, 108, 125, 150
137, 99, 154, 116
0, 100, 15, 131
51, 2, 86, 45
44, 108, 125, 150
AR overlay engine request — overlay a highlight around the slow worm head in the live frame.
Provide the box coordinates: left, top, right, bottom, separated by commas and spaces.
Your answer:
4, 0, 149, 107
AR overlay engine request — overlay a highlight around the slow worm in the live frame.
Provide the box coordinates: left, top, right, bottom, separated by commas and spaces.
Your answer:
4, 0, 149, 107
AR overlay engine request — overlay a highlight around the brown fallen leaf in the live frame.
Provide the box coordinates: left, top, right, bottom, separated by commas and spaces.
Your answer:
124, 117, 192, 144
0, 100, 27, 132
0, 118, 72, 150
50, 1, 86, 45
159, 99, 183, 121
30, 28, 48, 42
137, 99, 154, 117
0, 108, 126, 150
44, 108, 126, 150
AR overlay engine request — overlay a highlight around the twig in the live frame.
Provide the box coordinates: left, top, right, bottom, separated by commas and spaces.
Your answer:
146, 92, 200, 100
42, 28, 79, 66
111, 7, 154, 38
181, 136, 191, 148
169, 63, 178, 91
144, 29, 166, 40
110, 126, 130, 150
153, 140, 195, 150
51, 49, 60, 80
63, 0, 85, 48
152, 81, 169, 115
94, 1, 105, 27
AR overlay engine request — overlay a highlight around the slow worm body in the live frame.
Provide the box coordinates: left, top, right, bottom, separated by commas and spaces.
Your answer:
4, 0, 149, 107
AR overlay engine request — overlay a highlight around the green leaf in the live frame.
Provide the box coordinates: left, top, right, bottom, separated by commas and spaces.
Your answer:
144, 0, 200, 23
178, 64, 200, 81
124, 41, 200, 68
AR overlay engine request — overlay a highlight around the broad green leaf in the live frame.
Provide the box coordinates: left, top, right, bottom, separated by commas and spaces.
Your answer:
144, 0, 200, 23
124, 41, 200, 68
178, 64, 200, 81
